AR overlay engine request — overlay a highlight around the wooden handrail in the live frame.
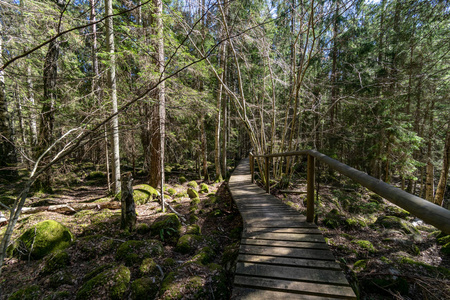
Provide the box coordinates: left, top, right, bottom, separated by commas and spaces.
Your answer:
249, 150, 450, 234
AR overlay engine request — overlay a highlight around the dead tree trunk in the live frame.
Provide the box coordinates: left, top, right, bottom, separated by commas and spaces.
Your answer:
120, 173, 136, 231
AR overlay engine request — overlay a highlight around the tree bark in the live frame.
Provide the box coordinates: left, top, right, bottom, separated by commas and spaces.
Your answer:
434, 128, 450, 206
425, 161, 434, 202
120, 173, 136, 231
105, 0, 121, 195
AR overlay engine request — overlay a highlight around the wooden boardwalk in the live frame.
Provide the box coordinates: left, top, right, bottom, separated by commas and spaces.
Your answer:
229, 158, 357, 299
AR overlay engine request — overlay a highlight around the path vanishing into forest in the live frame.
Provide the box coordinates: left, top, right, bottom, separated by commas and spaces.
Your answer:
228, 158, 357, 299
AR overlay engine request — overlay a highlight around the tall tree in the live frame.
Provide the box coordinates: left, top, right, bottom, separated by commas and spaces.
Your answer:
105, 0, 121, 194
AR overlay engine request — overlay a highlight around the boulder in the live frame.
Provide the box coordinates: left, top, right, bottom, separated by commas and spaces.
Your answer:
9, 220, 73, 260
76, 265, 130, 300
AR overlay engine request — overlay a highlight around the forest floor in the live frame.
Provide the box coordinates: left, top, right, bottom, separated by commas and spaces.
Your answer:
266, 169, 450, 300
1, 162, 449, 299
0, 163, 242, 300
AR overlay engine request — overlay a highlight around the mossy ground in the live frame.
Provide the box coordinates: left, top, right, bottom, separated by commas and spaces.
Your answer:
1, 163, 242, 299
270, 170, 450, 300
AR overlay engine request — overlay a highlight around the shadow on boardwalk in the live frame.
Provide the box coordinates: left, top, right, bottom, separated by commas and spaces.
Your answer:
228, 158, 357, 299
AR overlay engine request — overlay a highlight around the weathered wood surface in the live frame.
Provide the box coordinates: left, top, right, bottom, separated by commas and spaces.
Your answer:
229, 158, 356, 299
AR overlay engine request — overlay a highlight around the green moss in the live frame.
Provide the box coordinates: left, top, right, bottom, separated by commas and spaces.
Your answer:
192, 246, 214, 265
76, 265, 130, 300
185, 276, 206, 298
116, 240, 163, 266
353, 240, 376, 253
136, 223, 151, 234
131, 277, 159, 300
345, 218, 367, 228
179, 176, 187, 184
8, 285, 41, 300
187, 188, 199, 199
400, 256, 450, 278
222, 243, 239, 272
160, 272, 179, 299
41, 250, 70, 275
150, 213, 182, 243
353, 260, 367, 272
199, 183, 209, 193
322, 209, 345, 229
442, 242, 450, 255
189, 215, 199, 224
375, 216, 419, 235
10, 220, 73, 260
86, 171, 106, 180
83, 264, 114, 283
163, 257, 176, 267
139, 258, 157, 276
437, 235, 450, 245
188, 199, 199, 207
175, 234, 203, 254
175, 192, 187, 198
385, 206, 410, 218
186, 224, 201, 235
167, 188, 176, 196
187, 181, 198, 189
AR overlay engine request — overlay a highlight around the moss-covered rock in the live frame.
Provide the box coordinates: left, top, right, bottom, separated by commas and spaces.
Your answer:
163, 257, 176, 267
136, 223, 151, 234
43, 291, 71, 300
189, 215, 199, 224
131, 277, 160, 300
175, 234, 203, 254
375, 216, 419, 235
139, 258, 157, 276
9, 220, 73, 260
76, 235, 119, 259
186, 224, 201, 235
150, 213, 182, 243
437, 235, 450, 245
76, 265, 130, 300
187, 188, 199, 199
400, 256, 450, 278
133, 184, 159, 205
8, 285, 41, 300
192, 246, 214, 265
353, 259, 367, 272
167, 188, 176, 196
385, 205, 410, 218
160, 272, 179, 299
190, 197, 200, 206
187, 181, 198, 189
160, 273, 206, 300
352, 240, 376, 253
41, 250, 70, 275
178, 176, 187, 184
199, 183, 209, 193
345, 217, 367, 229
116, 240, 163, 266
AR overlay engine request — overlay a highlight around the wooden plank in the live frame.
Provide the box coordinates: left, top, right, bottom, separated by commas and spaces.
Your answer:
232, 287, 346, 300
241, 239, 329, 250
235, 275, 356, 298
235, 262, 350, 285
239, 245, 335, 260
237, 254, 341, 270
244, 227, 322, 234
243, 232, 325, 242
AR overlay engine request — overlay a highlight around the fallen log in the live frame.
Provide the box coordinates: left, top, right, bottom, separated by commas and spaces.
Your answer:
21, 201, 121, 215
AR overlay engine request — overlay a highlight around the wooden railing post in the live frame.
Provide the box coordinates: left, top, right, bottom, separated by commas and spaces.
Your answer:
307, 154, 315, 223
249, 153, 254, 183
265, 156, 270, 193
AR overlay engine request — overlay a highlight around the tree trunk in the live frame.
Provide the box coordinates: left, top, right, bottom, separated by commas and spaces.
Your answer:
434, 128, 450, 206
120, 173, 136, 231
27, 65, 38, 148
425, 161, 434, 202
0, 21, 17, 173
200, 114, 209, 181
214, 44, 224, 182
106, 0, 121, 195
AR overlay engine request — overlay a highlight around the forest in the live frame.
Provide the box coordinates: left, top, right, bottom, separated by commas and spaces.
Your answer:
0, 0, 449, 299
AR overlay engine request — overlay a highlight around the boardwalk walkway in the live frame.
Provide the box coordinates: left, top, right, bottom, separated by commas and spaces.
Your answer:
229, 158, 357, 299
